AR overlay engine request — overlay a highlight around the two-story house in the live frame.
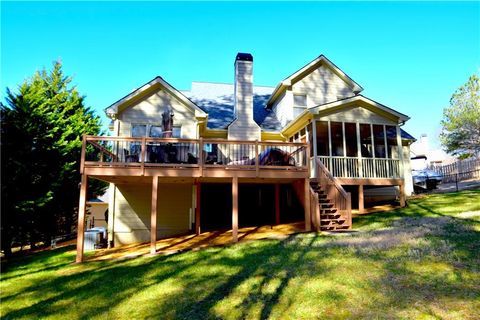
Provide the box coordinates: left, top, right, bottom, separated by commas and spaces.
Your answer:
75, 53, 415, 262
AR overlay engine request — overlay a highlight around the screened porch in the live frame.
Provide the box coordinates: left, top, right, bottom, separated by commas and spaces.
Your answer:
291, 120, 405, 179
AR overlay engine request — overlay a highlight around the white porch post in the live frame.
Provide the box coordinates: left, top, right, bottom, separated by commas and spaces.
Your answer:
356, 122, 363, 178
370, 124, 376, 178
396, 126, 404, 178
384, 125, 390, 177
312, 119, 318, 178
327, 120, 332, 171
342, 122, 347, 177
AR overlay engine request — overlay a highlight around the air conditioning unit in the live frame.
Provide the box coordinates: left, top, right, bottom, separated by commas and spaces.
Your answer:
84, 229, 104, 251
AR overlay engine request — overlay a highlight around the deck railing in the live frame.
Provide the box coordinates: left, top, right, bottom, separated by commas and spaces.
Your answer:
314, 158, 352, 228
82, 135, 308, 173
318, 156, 401, 179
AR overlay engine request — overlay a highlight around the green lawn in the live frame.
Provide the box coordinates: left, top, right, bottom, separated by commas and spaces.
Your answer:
1, 190, 479, 319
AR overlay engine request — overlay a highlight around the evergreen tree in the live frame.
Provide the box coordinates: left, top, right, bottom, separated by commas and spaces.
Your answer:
1, 61, 105, 255
440, 73, 480, 158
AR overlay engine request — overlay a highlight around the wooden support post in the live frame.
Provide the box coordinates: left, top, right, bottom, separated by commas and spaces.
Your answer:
76, 174, 88, 263
150, 176, 159, 255
199, 138, 204, 177
80, 135, 86, 174
255, 140, 259, 177
304, 178, 311, 231
232, 176, 238, 243
399, 183, 406, 207
195, 182, 201, 235
358, 184, 364, 214
275, 184, 281, 225
314, 193, 321, 231
141, 136, 146, 175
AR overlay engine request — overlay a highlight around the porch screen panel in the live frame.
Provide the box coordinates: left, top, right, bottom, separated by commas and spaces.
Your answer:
316, 121, 329, 156
331, 122, 344, 157
373, 125, 386, 158
360, 124, 372, 157
344, 123, 357, 157
307, 123, 313, 157
386, 125, 398, 159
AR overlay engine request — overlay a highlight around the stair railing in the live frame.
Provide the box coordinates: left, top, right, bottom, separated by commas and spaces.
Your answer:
315, 157, 352, 229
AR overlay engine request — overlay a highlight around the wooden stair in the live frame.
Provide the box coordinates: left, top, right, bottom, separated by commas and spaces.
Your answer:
310, 181, 351, 231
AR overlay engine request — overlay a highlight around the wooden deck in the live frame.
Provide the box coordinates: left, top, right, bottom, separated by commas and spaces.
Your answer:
81, 136, 310, 181
86, 222, 306, 261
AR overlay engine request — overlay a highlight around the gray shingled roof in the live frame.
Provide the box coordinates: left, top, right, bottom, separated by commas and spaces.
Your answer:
182, 82, 282, 131
181, 81, 415, 140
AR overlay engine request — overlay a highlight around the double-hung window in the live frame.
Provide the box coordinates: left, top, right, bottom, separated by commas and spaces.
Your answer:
131, 124, 181, 138
293, 94, 307, 118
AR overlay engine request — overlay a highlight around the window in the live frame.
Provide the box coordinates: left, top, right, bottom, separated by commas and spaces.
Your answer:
293, 94, 307, 118
307, 123, 313, 157
172, 127, 181, 138
149, 125, 163, 138
131, 124, 147, 137
132, 124, 181, 138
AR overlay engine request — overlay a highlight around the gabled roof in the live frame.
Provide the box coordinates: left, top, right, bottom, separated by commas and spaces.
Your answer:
105, 76, 207, 119
183, 82, 282, 131
266, 54, 364, 109
309, 94, 410, 123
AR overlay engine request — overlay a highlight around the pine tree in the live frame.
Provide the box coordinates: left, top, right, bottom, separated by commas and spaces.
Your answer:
1, 61, 105, 255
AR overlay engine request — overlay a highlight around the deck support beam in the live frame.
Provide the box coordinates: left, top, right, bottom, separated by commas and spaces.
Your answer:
232, 176, 238, 243
195, 182, 201, 235
399, 182, 406, 207
304, 178, 311, 231
358, 184, 364, 214
76, 174, 88, 263
275, 184, 281, 225
150, 176, 159, 255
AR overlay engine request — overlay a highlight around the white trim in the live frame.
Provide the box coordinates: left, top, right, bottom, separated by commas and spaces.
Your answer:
105, 77, 207, 119
309, 95, 410, 122
267, 55, 363, 108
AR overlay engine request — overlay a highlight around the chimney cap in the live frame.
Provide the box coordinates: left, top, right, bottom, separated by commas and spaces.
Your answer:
236, 53, 253, 62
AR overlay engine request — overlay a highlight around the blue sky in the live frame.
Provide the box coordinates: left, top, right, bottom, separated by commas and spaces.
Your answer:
2, 1, 479, 148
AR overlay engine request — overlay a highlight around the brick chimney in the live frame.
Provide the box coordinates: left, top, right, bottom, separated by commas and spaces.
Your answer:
228, 53, 261, 140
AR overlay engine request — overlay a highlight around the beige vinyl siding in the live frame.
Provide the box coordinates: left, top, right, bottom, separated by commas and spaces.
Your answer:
292, 64, 355, 106
113, 183, 192, 245
117, 88, 198, 138
318, 106, 397, 125
403, 145, 414, 196
272, 65, 356, 127
271, 91, 291, 128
